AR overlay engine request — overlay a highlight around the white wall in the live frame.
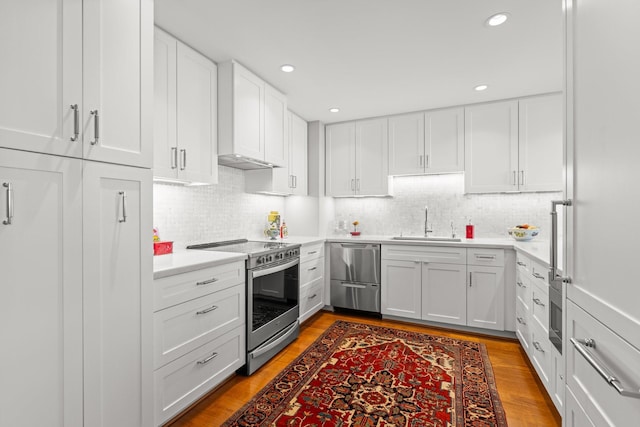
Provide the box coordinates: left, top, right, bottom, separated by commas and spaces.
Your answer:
332, 173, 561, 238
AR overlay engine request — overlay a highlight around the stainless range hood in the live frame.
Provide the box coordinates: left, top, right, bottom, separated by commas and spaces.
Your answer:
217, 154, 281, 170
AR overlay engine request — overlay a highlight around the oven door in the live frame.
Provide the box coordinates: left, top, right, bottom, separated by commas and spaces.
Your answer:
549, 285, 562, 353
247, 258, 299, 351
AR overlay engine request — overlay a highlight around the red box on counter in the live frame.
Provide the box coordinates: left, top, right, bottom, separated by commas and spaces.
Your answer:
153, 241, 173, 256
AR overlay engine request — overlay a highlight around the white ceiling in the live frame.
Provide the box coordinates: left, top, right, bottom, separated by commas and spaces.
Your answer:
155, 0, 563, 124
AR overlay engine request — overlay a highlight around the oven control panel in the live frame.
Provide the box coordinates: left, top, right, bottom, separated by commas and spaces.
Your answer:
253, 247, 300, 268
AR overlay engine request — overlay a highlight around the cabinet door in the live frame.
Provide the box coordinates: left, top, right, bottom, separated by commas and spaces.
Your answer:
83, 0, 153, 167
422, 262, 467, 325
289, 112, 308, 196
355, 118, 389, 195
0, 149, 83, 427
326, 122, 356, 196
153, 27, 178, 180
426, 107, 464, 174
467, 265, 505, 330
381, 259, 422, 319
233, 63, 264, 160
176, 41, 218, 184
83, 162, 153, 427
264, 85, 288, 167
464, 101, 518, 193
518, 94, 563, 191
388, 113, 425, 175
0, 0, 83, 158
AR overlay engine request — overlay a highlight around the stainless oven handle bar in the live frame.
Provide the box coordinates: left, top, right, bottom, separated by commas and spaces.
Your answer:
570, 338, 640, 398
251, 322, 298, 359
251, 258, 299, 279
549, 199, 572, 286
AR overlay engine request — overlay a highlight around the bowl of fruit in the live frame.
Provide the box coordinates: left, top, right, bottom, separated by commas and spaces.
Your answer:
508, 224, 539, 241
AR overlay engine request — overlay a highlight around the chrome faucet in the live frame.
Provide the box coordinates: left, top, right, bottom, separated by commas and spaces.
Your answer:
424, 206, 433, 236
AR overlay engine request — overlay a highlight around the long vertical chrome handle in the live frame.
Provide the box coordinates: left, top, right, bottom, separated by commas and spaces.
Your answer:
425, 154, 429, 168
118, 191, 127, 223
549, 200, 572, 285
512, 171, 517, 185
70, 104, 79, 141
171, 147, 178, 169
2, 183, 13, 225
90, 110, 99, 145
293, 175, 297, 188
520, 170, 525, 186
180, 149, 186, 170
419, 155, 423, 167
351, 179, 355, 191
469, 271, 472, 287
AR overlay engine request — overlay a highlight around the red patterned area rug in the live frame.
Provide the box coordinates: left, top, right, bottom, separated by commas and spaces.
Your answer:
223, 321, 508, 426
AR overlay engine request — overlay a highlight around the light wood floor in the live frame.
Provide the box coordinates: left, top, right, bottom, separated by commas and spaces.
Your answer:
169, 311, 561, 427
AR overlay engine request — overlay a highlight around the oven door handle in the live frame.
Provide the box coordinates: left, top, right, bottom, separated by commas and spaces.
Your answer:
251, 258, 299, 279
251, 322, 299, 359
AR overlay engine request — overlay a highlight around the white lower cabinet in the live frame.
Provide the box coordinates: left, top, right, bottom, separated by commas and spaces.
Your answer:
299, 242, 325, 323
382, 245, 505, 331
0, 149, 83, 427
566, 300, 640, 426
83, 161, 153, 427
153, 261, 246, 426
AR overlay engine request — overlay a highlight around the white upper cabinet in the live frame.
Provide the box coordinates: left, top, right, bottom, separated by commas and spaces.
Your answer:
289, 112, 308, 196
326, 118, 391, 197
465, 95, 562, 193
218, 61, 287, 168
518, 94, 563, 192
0, 0, 152, 168
389, 108, 464, 175
464, 100, 519, 193
153, 28, 218, 184
0, 0, 82, 159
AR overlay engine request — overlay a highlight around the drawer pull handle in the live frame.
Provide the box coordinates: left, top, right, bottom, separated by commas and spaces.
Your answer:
196, 305, 218, 315
517, 261, 526, 266
197, 352, 218, 365
517, 317, 526, 325
3, 183, 13, 225
307, 251, 318, 255
532, 272, 545, 280
533, 341, 545, 353
90, 110, 99, 145
309, 293, 317, 299
533, 298, 545, 307
70, 104, 79, 141
570, 338, 640, 399
476, 255, 496, 260
308, 267, 317, 271
196, 278, 218, 286
517, 281, 526, 288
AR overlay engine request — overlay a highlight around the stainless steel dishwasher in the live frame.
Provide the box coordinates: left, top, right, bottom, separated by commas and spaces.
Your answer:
330, 243, 381, 313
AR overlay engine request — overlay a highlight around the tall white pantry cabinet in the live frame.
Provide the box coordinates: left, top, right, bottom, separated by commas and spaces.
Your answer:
0, 2, 154, 427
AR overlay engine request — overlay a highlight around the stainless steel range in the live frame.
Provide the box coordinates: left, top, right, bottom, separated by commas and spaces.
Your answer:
187, 239, 301, 374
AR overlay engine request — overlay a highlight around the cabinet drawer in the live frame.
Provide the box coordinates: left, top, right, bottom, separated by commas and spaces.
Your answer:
566, 300, 640, 427
383, 244, 466, 264
154, 326, 245, 426
154, 261, 244, 310
530, 259, 549, 286
516, 253, 531, 272
530, 321, 552, 388
515, 298, 531, 354
300, 256, 323, 285
154, 283, 245, 368
531, 280, 549, 333
516, 270, 531, 311
300, 277, 324, 323
300, 242, 324, 262
467, 248, 504, 267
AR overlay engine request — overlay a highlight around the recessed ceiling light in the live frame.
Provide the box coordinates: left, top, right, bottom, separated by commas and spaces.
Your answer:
329, 107, 340, 113
474, 84, 489, 91
486, 13, 509, 27
280, 64, 295, 73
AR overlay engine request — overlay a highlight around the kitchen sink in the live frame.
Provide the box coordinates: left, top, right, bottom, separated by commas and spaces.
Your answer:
391, 236, 462, 242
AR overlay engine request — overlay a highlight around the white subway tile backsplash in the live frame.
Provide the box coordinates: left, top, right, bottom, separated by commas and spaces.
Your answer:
332, 174, 561, 238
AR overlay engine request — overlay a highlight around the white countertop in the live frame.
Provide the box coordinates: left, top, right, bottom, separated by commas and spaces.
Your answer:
153, 235, 552, 278
153, 250, 247, 279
